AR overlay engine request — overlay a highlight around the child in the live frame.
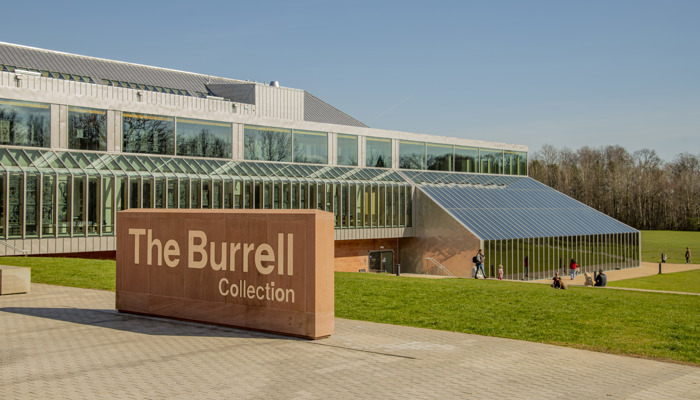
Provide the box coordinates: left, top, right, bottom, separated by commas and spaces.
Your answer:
498, 265, 504, 280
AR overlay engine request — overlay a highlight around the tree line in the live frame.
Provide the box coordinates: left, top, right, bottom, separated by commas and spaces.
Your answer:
528, 145, 700, 231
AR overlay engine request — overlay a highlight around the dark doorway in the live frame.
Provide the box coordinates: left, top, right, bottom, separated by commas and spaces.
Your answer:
368, 250, 394, 273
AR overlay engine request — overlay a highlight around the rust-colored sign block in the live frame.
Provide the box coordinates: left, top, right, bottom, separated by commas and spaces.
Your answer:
116, 209, 334, 339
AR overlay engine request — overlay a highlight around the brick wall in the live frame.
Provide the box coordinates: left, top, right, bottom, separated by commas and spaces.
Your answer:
334, 238, 399, 272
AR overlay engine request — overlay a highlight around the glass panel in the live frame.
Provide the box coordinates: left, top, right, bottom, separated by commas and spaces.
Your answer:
176, 118, 232, 158
364, 185, 371, 227
25, 175, 39, 237
405, 186, 412, 227
282, 181, 289, 209
355, 185, 362, 228
202, 180, 211, 208
342, 184, 349, 228
102, 177, 114, 234
129, 179, 140, 209
291, 182, 299, 209
0, 175, 4, 237
8, 174, 23, 237
454, 146, 479, 173
504, 151, 527, 176
122, 112, 175, 155
371, 185, 379, 228
87, 177, 99, 235
213, 181, 222, 209
179, 179, 188, 208
392, 185, 399, 226
0, 98, 51, 147
68, 107, 107, 151
337, 134, 358, 166
142, 179, 153, 208
366, 137, 391, 168
244, 180, 252, 209
398, 185, 405, 226
234, 180, 242, 209
190, 179, 200, 208
55, 176, 70, 236
426, 143, 453, 171
399, 140, 425, 170
480, 148, 503, 174
334, 184, 340, 228
243, 125, 292, 162
73, 176, 85, 235
116, 177, 127, 212
166, 179, 177, 208
293, 130, 328, 164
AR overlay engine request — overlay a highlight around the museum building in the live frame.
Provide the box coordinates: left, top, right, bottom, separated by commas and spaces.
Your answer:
0, 42, 640, 278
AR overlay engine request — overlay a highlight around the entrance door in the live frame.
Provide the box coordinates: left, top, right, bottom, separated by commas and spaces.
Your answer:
368, 250, 394, 274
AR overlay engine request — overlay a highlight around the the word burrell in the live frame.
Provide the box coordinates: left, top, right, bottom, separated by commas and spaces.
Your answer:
128, 229, 294, 276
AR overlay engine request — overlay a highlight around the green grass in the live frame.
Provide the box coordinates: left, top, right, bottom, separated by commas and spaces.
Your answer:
3, 255, 699, 365
609, 269, 700, 294
641, 230, 698, 263
336, 272, 700, 365
0, 256, 115, 291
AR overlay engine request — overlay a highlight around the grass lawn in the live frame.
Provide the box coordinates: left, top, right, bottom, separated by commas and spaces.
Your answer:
0, 256, 116, 291
641, 230, 699, 264
609, 269, 700, 294
336, 272, 700, 365
2, 255, 698, 365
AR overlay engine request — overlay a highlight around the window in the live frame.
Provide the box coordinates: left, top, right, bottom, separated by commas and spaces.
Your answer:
244, 125, 292, 162
426, 143, 453, 171
122, 112, 175, 155
293, 130, 327, 164
0, 98, 50, 147
337, 134, 358, 166
480, 148, 504, 174
455, 146, 479, 173
366, 137, 391, 168
176, 118, 232, 158
68, 107, 107, 151
399, 140, 425, 170
504, 151, 527, 176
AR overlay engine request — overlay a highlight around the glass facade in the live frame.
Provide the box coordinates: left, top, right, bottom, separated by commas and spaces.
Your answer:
122, 112, 175, 155
293, 130, 327, 164
0, 148, 413, 239
337, 134, 358, 166
399, 140, 425, 170
176, 118, 232, 159
454, 146, 479, 173
479, 148, 503, 174
244, 125, 292, 162
366, 137, 391, 168
426, 143, 453, 171
0, 98, 50, 148
504, 150, 527, 176
68, 107, 107, 151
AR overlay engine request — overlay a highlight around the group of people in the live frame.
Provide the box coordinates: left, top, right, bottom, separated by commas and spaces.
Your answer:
661, 247, 692, 264
472, 250, 607, 287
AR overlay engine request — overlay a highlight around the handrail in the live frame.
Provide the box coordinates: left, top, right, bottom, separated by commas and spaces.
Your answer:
425, 257, 456, 277
0, 241, 28, 256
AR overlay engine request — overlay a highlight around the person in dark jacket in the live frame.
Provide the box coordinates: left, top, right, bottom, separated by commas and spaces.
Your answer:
594, 269, 607, 287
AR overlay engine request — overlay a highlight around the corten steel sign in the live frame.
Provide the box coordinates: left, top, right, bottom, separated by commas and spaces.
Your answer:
116, 209, 334, 339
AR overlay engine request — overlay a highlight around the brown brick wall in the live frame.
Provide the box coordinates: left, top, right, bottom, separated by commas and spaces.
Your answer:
334, 238, 399, 272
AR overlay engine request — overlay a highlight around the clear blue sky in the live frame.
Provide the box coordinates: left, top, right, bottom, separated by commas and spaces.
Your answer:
3, 0, 698, 162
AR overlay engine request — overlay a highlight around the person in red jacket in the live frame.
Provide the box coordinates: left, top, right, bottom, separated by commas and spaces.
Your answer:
569, 258, 578, 280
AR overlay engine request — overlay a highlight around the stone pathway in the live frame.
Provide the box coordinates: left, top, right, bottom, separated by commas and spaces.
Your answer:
1, 284, 698, 399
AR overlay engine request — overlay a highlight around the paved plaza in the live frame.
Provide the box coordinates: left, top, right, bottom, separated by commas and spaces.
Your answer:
2, 267, 699, 399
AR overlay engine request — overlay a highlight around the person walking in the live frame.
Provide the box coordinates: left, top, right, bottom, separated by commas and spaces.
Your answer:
474, 249, 486, 279
524, 255, 529, 278
569, 258, 578, 280
685, 247, 691, 264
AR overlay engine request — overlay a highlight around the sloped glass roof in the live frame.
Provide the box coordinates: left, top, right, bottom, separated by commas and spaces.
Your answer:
419, 175, 639, 240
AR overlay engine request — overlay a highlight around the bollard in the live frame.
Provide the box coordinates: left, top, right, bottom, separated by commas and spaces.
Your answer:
658, 262, 662, 275
396, 264, 401, 276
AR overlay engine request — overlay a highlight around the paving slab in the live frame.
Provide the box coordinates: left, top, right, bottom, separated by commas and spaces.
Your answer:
1, 284, 699, 399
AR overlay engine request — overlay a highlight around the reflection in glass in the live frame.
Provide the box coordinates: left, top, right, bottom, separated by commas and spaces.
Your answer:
25, 175, 39, 237
480, 148, 503, 174
68, 107, 107, 151
176, 118, 232, 158
337, 134, 358, 166
366, 137, 391, 168
399, 140, 424, 169
0, 99, 50, 147
427, 143, 453, 171
123, 112, 175, 155
454, 146, 479, 173
504, 151, 527, 176
42, 175, 55, 236
244, 125, 292, 162
293, 130, 327, 164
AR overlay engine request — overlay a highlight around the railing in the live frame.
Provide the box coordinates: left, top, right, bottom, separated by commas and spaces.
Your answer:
424, 258, 456, 277
0, 241, 28, 256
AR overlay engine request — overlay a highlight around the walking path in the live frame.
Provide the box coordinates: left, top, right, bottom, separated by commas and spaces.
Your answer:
533, 262, 700, 289
1, 283, 699, 399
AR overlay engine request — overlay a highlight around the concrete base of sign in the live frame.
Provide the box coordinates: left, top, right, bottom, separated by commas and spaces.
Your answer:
0, 265, 31, 295
116, 210, 334, 339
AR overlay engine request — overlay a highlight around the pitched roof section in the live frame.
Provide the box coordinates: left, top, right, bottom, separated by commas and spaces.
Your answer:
304, 92, 368, 128
407, 171, 639, 240
0, 42, 369, 127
